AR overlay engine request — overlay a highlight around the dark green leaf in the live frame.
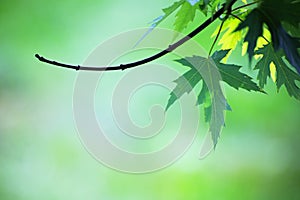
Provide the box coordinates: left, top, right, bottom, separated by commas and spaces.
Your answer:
257, 0, 300, 74
167, 55, 229, 147
255, 44, 300, 100
166, 66, 202, 110
282, 22, 300, 38
235, 0, 300, 74
212, 50, 262, 92
197, 82, 212, 122
235, 9, 264, 61
259, 0, 300, 27
276, 25, 300, 74
254, 45, 272, 88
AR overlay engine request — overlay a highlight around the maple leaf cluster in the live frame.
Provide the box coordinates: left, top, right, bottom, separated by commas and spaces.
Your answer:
148, 0, 300, 146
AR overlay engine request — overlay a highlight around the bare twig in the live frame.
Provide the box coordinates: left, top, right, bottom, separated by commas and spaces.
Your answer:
35, 1, 237, 71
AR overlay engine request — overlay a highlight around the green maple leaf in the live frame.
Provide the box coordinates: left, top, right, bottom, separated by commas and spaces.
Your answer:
166, 50, 261, 146
140, 0, 204, 45
197, 81, 232, 124
197, 82, 212, 122
254, 45, 273, 88
274, 25, 300, 74
154, 0, 185, 27
166, 55, 229, 147
235, 9, 264, 61
212, 50, 262, 92
235, 0, 300, 73
258, 0, 300, 74
255, 44, 300, 100
199, 0, 220, 16
260, 0, 300, 27
148, 0, 204, 38
172, 1, 199, 40
166, 63, 202, 110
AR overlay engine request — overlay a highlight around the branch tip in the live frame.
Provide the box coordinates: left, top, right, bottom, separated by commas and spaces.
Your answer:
35, 54, 42, 60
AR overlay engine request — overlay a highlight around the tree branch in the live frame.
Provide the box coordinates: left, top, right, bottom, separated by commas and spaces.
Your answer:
35, 1, 237, 71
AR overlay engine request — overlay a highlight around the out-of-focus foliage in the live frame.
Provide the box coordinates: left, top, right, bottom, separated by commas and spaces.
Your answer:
1, 0, 300, 199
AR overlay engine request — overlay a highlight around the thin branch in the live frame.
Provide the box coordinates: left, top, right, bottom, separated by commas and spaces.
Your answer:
35, 1, 237, 71
209, 20, 225, 56
230, 13, 243, 22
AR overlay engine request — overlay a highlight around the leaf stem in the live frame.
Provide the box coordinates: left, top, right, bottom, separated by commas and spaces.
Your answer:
35, 1, 237, 71
209, 20, 225, 56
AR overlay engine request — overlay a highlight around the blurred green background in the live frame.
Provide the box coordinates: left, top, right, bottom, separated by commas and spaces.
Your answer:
1, 0, 300, 199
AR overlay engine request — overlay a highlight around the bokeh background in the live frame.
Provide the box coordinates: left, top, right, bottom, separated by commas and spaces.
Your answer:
1, 0, 300, 199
